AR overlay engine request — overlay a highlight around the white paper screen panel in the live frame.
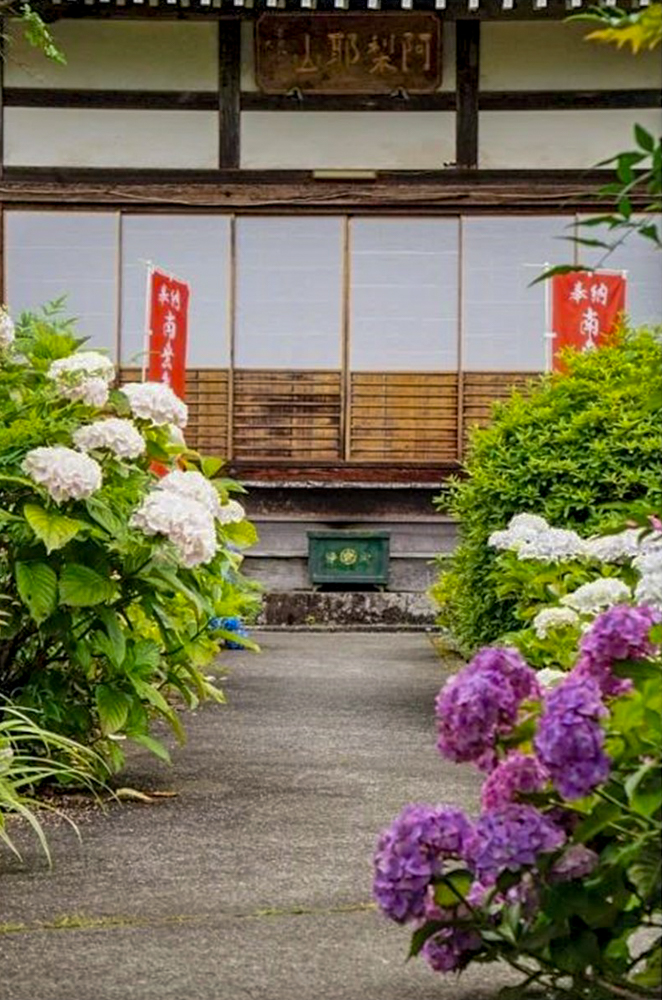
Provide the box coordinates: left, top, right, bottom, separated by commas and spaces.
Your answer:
4, 211, 118, 357
350, 219, 459, 371
235, 218, 343, 369
4, 109, 218, 169
121, 216, 232, 368
581, 216, 662, 329
481, 23, 662, 91
462, 216, 575, 371
4, 20, 218, 91
241, 112, 455, 170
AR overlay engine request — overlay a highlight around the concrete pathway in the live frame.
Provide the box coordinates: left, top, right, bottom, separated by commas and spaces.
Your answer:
0, 632, 517, 1000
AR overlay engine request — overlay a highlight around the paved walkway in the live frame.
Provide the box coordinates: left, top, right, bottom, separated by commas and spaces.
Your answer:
1, 632, 516, 1000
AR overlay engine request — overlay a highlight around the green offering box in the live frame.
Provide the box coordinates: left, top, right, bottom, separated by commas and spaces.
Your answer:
307, 530, 390, 586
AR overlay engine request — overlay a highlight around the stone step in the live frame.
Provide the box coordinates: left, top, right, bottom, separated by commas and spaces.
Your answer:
243, 554, 439, 593
243, 484, 446, 520
249, 518, 457, 558
258, 589, 438, 628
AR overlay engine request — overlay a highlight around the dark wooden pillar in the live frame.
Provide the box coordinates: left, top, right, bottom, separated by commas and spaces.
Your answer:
219, 19, 241, 169
456, 21, 480, 169
0, 18, 5, 182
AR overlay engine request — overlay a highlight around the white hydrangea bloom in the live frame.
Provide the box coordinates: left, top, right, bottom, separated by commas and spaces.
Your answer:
157, 469, 222, 519
60, 376, 110, 408
167, 424, 187, 447
121, 381, 188, 429
560, 577, 631, 614
48, 351, 115, 384
517, 528, 587, 563
22, 446, 102, 504
584, 529, 644, 564
488, 512, 550, 552
73, 418, 145, 460
509, 513, 549, 534
537, 668, 567, 690
0, 307, 15, 349
130, 491, 217, 567
533, 606, 580, 639
217, 499, 245, 525
633, 548, 662, 577
634, 573, 662, 611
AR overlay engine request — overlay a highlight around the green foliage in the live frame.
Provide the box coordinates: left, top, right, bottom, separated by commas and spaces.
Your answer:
0, 699, 106, 864
576, 4, 662, 54
0, 306, 260, 777
7, 4, 67, 65
433, 328, 662, 653
540, 6, 661, 279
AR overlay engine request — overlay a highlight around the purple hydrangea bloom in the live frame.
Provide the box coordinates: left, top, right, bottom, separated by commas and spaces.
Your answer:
422, 926, 483, 973
435, 648, 541, 770
576, 605, 661, 698
373, 805, 473, 923
465, 804, 565, 883
467, 873, 539, 923
549, 844, 599, 884
481, 752, 549, 810
534, 673, 610, 800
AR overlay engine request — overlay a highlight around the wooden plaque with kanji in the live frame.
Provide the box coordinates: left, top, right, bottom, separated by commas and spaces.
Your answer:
255, 14, 442, 94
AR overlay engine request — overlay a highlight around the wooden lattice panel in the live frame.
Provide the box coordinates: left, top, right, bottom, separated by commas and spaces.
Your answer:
232, 370, 342, 460
349, 372, 459, 462
118, 368, 229, 456
462, 371, 534, 446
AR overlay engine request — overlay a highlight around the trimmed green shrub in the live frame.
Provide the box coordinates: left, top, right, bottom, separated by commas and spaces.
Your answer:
433, 327, 662, 653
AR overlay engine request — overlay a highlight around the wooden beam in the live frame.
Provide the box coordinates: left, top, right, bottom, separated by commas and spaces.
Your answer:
3, 89, 218, 111
0, 20, 4, 181
479, 89, 662, 111
456, 21, 480, 170
218, 19, 241, 170
31, 1, 628, 24
4, 88, 658, 113
0, 169, 637, 214
242, 89, 661, 112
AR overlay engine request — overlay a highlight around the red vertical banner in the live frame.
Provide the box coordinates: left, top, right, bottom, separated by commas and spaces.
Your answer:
146, 269, 190, 399
551, 271, 626, 371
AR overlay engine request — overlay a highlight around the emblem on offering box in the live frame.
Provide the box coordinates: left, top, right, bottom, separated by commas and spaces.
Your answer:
256, 14, 442, 94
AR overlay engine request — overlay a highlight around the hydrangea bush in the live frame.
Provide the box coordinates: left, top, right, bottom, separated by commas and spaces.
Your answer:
431, 328, 662, 653
374, 607, 662, 998
0, 306, 260, 775
487, 511, 662, 674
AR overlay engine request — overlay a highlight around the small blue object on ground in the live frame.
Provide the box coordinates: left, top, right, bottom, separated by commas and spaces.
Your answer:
209, 615, 249, 650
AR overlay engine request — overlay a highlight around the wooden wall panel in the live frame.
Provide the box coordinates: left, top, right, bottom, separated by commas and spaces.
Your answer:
349, 373, 458, 462
462, 371, 533, 447
232, 370, 342, 461
118, 368, 536, 467
119, 367, 229, 456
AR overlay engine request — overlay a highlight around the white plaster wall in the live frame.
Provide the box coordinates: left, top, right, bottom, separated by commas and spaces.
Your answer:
480, 109, 662, 170
241, 112, 455, 169
462, 216, 575, 372
241, 21, 257, 92
4, 19, 218, 90
350, 218, 459, 371
481, 22, 662, 91
4, 108, 218, 169
121, 216, 232, 368
4, 211, 118, 358
240, 20, 456, 92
